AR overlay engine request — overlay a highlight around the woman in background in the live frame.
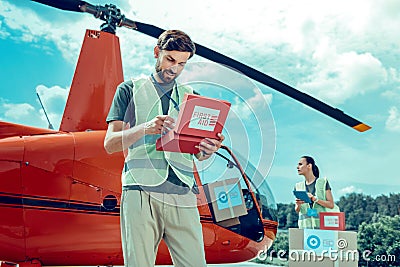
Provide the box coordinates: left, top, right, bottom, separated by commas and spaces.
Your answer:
294, 156, 338, 229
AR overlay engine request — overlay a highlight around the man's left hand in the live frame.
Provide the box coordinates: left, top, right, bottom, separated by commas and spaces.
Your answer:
195, 133, 224, 160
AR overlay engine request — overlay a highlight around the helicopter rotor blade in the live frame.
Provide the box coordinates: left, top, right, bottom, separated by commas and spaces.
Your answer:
31, 0, 88, 12
194, 43, 371, 132
133, 22, 371, 132
29, 0, 371, 132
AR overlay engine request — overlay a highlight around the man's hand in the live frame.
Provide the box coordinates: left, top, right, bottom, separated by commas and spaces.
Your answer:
195, 133, 225, 161
144, 115, 175, 135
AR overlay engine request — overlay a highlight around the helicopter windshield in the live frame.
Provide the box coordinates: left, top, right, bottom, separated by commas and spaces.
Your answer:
195, 147, 278, 222
232, 148, 278, 221
195, 146, 277, 242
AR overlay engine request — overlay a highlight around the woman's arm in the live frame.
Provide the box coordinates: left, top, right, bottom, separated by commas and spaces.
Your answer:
294, 199, 305, 213
312, 189, 335, 209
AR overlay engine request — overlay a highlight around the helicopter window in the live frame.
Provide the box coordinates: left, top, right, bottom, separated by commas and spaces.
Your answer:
241, 161, 278, 222
194, 147, 276, 242
102, 195, 118, 211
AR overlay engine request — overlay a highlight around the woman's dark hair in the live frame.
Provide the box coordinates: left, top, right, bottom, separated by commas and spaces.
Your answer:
157, 30, 196, 59
302, 156, 319, 178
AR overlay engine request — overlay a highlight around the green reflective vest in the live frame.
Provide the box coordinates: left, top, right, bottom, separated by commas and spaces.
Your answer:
122, 78, 194, 188
296, 177, 340, 229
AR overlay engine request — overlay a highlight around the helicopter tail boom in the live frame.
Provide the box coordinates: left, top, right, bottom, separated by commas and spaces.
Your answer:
59, 29, 124, 132
0, 121, 58, 139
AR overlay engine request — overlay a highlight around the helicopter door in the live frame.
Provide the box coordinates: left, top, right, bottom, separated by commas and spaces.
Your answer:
0, 136, 25, 261
194, 147, 265, 242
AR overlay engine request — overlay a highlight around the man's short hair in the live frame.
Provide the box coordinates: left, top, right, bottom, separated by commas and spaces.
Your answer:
157, 30, 196, 59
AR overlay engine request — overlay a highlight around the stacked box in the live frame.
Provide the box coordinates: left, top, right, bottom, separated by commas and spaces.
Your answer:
289, 228, 358, 267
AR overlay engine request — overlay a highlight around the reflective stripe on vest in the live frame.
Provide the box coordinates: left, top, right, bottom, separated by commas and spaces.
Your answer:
122, 78, 194, 187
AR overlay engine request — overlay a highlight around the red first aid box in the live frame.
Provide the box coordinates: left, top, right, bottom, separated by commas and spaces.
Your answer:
156, 93, 231, 154
319, 212, 346, 231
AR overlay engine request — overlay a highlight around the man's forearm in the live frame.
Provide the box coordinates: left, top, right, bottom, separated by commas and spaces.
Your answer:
104, 124, 146, 154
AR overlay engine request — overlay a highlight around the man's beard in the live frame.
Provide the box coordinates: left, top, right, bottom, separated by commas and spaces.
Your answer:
155, 59, 177, 83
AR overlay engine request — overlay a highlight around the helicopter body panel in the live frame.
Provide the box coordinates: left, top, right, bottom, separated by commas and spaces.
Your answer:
0, 130, 275, 266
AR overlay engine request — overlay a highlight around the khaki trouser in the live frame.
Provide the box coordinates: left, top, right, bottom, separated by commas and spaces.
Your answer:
121, 190, 207, 267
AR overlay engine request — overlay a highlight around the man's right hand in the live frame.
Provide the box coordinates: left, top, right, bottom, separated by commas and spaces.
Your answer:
144, 115, 176, 135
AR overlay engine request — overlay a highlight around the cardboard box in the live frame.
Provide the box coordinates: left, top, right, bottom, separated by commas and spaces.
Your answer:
217, 217, 240, 227
320, 212, 346, 231
156, 93, 231, 153
204, 178, 247, 222
289, 228, 358, 267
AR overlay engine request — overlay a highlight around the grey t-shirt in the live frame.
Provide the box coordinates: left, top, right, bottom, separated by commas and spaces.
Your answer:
106, 79, 191, 194
106, 80, 136, 125
294, 178, 331, 208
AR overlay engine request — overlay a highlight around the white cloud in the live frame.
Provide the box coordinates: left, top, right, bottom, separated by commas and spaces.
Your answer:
0, 1, 99, 63
247, 88, 273, 108
338, 186, 363, 196
231, 88, 273, 120
3, 103, 35, 120
123, 0, 400, 109
0, 101, 45, 128
36, 85, 69, 129
298, 49, 387, 105
4, 0, 400, 95
385, 106, 400, 132
0, 1, 160, 77
0, 20, 11, 39
388, 68, 400, 83
0, 84, 69, 129
382, 90, 400, 103
382, 68, 400, 102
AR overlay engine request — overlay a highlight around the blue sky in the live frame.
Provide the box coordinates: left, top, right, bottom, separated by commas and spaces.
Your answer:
1, 0, 400, 204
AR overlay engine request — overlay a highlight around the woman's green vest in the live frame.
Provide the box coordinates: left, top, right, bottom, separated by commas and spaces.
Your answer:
122, 78, 194, 188
296, 177, 340, 229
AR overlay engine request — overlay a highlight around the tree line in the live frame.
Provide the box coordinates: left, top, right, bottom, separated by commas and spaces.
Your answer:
277, 192, 400, 230
257, 193, 400, 266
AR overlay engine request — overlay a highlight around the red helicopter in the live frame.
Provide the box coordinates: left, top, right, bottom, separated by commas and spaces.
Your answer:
0, 1, 371, 266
